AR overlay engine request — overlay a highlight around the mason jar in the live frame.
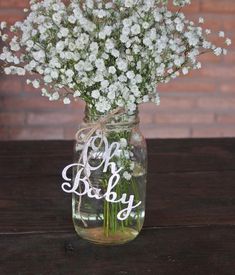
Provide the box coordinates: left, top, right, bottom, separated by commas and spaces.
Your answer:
72, 106, 147, 245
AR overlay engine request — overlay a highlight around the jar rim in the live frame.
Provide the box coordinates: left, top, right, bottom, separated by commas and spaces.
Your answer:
84, 105, 140, 127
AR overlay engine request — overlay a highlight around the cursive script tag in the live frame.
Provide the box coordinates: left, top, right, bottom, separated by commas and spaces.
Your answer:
61, 134, 141, 221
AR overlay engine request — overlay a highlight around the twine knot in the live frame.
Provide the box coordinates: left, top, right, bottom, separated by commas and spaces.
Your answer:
75, 107, 125, 144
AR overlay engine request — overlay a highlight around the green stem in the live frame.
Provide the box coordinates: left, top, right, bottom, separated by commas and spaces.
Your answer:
117, 183, 124, 232
102, 129, 142, 236
106, 200, 109, 237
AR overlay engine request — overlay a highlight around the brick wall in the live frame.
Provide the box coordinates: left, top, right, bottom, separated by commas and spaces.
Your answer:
0, 0, 235, 140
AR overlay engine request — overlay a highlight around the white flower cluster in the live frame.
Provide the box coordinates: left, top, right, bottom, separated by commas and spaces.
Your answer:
0, 0, 231, 114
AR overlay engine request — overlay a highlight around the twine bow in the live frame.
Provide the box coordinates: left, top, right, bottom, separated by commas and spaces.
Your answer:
75, 107, 125, 145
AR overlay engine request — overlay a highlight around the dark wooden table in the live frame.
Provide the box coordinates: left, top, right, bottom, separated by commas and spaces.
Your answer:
0, 139, 235, 275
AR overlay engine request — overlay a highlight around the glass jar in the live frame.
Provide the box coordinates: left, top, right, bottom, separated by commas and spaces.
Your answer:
72, 106, 147, 245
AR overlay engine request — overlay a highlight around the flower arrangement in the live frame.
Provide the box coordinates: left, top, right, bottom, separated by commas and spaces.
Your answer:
0, 0, 231, 244
0, 0, 231, 115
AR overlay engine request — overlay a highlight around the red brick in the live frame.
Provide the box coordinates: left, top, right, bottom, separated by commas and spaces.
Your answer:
201, 0, 235, 13
138, 103, 157, 123
0, 112, 25, 126
0, 9, 25, 23
139, 102, 158, 112
191, 65, 235, 79
158, 79, 217, 93
9, 127, 64, 140
0, 0, 29, 8
183, 0, 200, 13
223, 50, 235, 64
198, 52, 223, 64
154, 113, 215, 124
223, 16, 235, 32
197, 97, 235, 110
22, 80, 38, 94
2, 96, 65, 111
160, 97, 196, 110
0, 76, 22, 94
70, 100, 86, 111
192, 126, 235, 138
139, 112, 153, 124
216, 114, 235, 124
64, 127, 79, 140
220, 83, 235, 94
140, 126, 190, 138
26, 112, 82, 126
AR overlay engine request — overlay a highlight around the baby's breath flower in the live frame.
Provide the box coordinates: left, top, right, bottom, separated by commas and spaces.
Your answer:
214, 47, 222, 56
0, 21, 7, 30
51, 92, 60, 100
4, 67, 12, 74
123, 171, 132, 180
91, 90, 100, 99
0, 0, 230, 110
225, 38, 232, 46
219, 31, 225, 38
125, 0, 135, 8
63, 97, 71, 104
74, 91, 81, 97
199, 17, 204, 24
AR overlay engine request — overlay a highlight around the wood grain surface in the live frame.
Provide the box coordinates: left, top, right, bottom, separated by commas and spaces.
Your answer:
0, 139, 235, 274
